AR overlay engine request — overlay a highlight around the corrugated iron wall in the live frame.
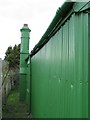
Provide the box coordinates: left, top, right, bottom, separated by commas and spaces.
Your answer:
31, 12, 88, 118
88, 12, 90, 119
26, 56, 30, 112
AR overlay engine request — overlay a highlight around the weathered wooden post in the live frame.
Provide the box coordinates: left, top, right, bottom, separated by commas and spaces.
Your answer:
0, 58, 2, 119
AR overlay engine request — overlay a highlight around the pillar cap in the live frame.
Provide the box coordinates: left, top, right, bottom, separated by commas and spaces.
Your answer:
20, 24, 31, 32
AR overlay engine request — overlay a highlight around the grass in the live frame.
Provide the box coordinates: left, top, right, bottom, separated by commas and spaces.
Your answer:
2, 89, 30, 118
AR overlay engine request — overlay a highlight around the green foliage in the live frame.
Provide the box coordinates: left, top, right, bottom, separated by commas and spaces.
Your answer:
2, 89, 29, 118
4, 44, 20, 69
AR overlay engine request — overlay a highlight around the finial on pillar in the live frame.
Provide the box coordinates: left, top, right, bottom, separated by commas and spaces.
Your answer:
24, 24, 28, 27
20, 24, 31, 32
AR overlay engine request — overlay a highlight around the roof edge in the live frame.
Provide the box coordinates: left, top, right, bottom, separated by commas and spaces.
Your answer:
30, 2, 74, 57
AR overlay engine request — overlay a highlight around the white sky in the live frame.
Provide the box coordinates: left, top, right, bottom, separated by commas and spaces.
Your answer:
0, 0, 66, 60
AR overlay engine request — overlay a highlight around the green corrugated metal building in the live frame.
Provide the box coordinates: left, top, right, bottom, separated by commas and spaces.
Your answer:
19, 1, 90, 118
